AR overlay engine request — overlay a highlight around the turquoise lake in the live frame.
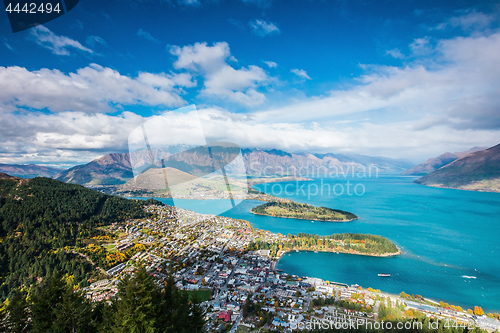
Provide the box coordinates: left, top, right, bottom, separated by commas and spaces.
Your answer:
134, 175, 500, 312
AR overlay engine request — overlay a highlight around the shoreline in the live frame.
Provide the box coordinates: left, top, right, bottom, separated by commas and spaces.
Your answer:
275, 248, 402, 260
250, 210, 357, 222
271, 250, 500, 316
416, 182, 500, 193
124, 193, 285, 201
248, 176, 313, 185
118, 176, 314, 200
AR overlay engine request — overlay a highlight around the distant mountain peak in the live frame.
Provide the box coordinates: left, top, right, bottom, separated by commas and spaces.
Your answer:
94, 153, 131, 167
402, 146, 487, 176
0, 164, 62, 179
415, 143, 500, 192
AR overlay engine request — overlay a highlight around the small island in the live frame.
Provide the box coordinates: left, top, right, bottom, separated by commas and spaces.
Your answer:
251, 201, 358, 221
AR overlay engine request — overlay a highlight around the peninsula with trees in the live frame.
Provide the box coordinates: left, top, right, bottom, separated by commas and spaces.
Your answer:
251, 201, 358, 222
248, 232, 401, 257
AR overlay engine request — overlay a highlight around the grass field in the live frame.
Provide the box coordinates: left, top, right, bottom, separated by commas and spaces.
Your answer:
186, 289, 212, 302
103, 244, 116, 252
235, 326, 251, 333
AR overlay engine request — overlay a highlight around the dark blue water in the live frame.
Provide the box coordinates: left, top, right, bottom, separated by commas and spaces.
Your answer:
133, 175, 500, 312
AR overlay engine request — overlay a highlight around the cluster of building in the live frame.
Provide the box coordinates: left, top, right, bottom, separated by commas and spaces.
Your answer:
82, 203, 500, 332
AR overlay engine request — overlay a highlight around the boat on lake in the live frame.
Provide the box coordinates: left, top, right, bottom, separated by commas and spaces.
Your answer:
378, 273, 391, 277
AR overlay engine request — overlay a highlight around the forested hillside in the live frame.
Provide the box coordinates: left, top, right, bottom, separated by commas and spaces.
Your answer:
0, 175, 157, 298
0, 266, 204, 333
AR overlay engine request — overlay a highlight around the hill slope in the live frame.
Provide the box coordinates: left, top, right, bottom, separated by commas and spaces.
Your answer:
415, 143, 500, 192
0, 175, 153, 296
402, 147, 486, 176
0, 164, 62, 178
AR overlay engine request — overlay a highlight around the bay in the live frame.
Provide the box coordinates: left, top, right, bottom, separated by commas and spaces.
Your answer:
133, 174, 500, 312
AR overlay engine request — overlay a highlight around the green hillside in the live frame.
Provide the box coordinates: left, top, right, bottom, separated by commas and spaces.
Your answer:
0, 175, 156, 297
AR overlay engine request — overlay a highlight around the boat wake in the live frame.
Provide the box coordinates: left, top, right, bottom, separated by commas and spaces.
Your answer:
461, 275, 477, 279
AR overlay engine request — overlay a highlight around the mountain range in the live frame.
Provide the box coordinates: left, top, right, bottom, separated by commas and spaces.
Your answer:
415, 143, 500, 192
52, 147, 413, 186
5, 143, 499, 193
401, 147, 486, 176
0, 163, 62, 178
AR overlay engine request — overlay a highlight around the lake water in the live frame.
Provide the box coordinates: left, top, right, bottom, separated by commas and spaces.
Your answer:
134, 175, 500, 312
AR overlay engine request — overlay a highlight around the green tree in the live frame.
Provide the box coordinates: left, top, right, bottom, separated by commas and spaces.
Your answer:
30, 272, 66, 333
378, 301, 387, 319
113, 266, 157, 333
53, 285, 93, 333
5, 290, 31, 333
189, 293, 205, 333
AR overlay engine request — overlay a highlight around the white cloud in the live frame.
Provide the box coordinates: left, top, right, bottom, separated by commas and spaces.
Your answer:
196, 108, 498, 160
386, 48, 404, 59
3, 12, 500, 164
179, 0, 200, 4
255, 29, 500, 132
249, 19, 280, 36
290, 68, 311, 80
435, 10, 497, 32
409, 37, 433, 56
86, 35, 107, 48
0, 111, 143, 165
228, 18, 245, 30
0, 64, 193, 112
1, 106, 498, 165
137, 28, 160, 43
3, 38, 14, 52
239, 0, 272, 8
166, 0, 220, 7
30, 26, 93, 56
170, 42, 269, 106
264, 61, 277, 68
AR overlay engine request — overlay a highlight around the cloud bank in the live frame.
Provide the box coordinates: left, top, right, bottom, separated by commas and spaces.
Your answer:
2, 11, 500, 165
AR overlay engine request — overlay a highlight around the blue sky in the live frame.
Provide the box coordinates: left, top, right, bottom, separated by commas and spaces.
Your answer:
0, 0, 499, 167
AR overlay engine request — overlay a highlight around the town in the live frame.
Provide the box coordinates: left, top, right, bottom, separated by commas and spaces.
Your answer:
83, 203, 500, 333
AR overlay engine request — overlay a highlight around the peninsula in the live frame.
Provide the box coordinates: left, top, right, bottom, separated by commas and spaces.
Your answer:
251, 201, 358, 221
283, 233, 401, 257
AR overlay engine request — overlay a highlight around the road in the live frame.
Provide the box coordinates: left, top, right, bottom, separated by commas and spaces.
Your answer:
229, 313, 243, 333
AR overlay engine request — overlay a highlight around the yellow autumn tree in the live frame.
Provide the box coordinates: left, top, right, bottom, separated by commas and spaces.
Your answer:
474, 306, 484, 316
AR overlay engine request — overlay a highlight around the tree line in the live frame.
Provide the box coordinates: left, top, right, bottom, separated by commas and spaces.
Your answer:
285, 233, 399, 255
247, 232, 399, 257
